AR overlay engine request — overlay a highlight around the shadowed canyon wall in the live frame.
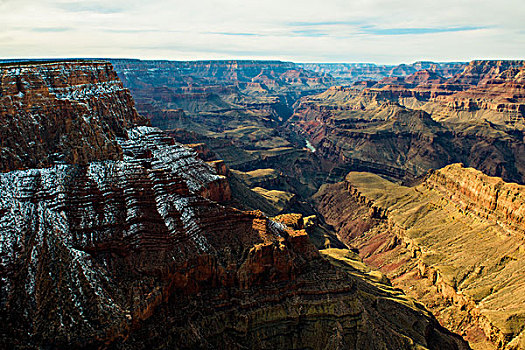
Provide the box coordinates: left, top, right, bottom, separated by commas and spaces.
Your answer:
290, 60, 525, 185
0, 61, 470, 349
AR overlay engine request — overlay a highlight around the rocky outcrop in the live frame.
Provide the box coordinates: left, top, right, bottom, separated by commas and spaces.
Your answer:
428, 63, 525, 125
0, 61, 469, 349
314, 165, 525, 349
290, 62, 525, 185
299, 61, 466, 84
424, 164, 525, 235
0, 61, 148, 172
0, 125, 234, 346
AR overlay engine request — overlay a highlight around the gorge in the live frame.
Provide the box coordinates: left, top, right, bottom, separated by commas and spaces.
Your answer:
1, 58, 524, 350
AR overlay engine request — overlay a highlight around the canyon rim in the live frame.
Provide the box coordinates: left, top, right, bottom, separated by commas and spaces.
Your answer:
1, 1, 524, 349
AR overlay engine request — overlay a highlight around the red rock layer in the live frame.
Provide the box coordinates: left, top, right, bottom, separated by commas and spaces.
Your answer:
432, 64, 525, 119
424, 163, 525, 236
314, 165, 525, 349
289, 61, 525, 185
304, 61, 525, 126
0, 61, 469, 350
0, 61, 147, 172
298, 62, 466, 83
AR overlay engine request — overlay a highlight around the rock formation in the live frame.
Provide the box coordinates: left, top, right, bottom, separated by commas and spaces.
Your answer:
0, 61, 147, 172
0, 61, 469, 349
314, 164, 525, 349
427, 62, 525, 125
290, 61, 525, 185
110, 59, 333, 121
107, 59, 335, 183
298, 61, 466, 84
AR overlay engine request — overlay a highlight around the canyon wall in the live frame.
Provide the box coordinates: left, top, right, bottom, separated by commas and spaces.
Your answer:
110, 59, 335, 207
0, 61, 468, 349
299, 61, 467, 84
108, 59, 333, 176
110, 59, 333, 120
0, 61, 147, 172
314, 164, 525, 349
290, 61, 525, 185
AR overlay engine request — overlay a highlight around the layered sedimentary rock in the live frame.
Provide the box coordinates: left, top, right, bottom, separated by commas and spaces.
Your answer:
314, 164, 525, 349
0, 61, 147, 172
0, 61, 469, 349
110, 59, 333, 121
426, 62, 525, 125
295, 60, 525, 125
163, 125, 326, 214
109, 59, 334, 170
162, 130, 317, 216
444, 60, 525, 86
290, 61, 525, 185
382, 61, 524, 126
291, 96, 525, 184
424, 164, 525, 235
111, 59, 333, 90
299, 61, 466, 84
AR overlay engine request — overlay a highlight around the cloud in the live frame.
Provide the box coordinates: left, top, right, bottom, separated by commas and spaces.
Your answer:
359, 26, 490, 36
102, 28, 163, 34
0, 0, 523, 63
54, 2, 125, 14
292, 29, 328, 37
31, 26, 72, 32
207, 32, 261, 37
287, 20, 355, 27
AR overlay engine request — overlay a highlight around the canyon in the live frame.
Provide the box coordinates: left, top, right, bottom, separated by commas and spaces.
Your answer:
0, 61, 469, 349
290, 60, 525, 185
108, 58, 525, 349
1, 58, 524, 349
298, 61, 467, 84
314, 164, 525, 349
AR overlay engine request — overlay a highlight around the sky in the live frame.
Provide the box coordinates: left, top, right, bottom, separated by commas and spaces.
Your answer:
1, 0, 524, 64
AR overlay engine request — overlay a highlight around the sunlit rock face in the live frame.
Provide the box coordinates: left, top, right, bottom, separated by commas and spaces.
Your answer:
0, 61, 470, 349
314, 164, 525, 349
290, 60, 525, 185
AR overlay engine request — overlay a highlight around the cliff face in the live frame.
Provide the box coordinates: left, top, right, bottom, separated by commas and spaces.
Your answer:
298, 61, 466, 84
108, 59, 334, 171
111, 59, 333, 88
1, 126, 232, 344
430, 63, 525, 123
109, 59, 334, 205
424, 164, 525, 235
445, 60, 525, 86
290, 61, 525, 185
291, 96, 525, 184
295, 60, 525, 127
314, 164, 525, 349
0, 61, 469, 349
110, 59, 333, 116
0, 62, 148, 172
